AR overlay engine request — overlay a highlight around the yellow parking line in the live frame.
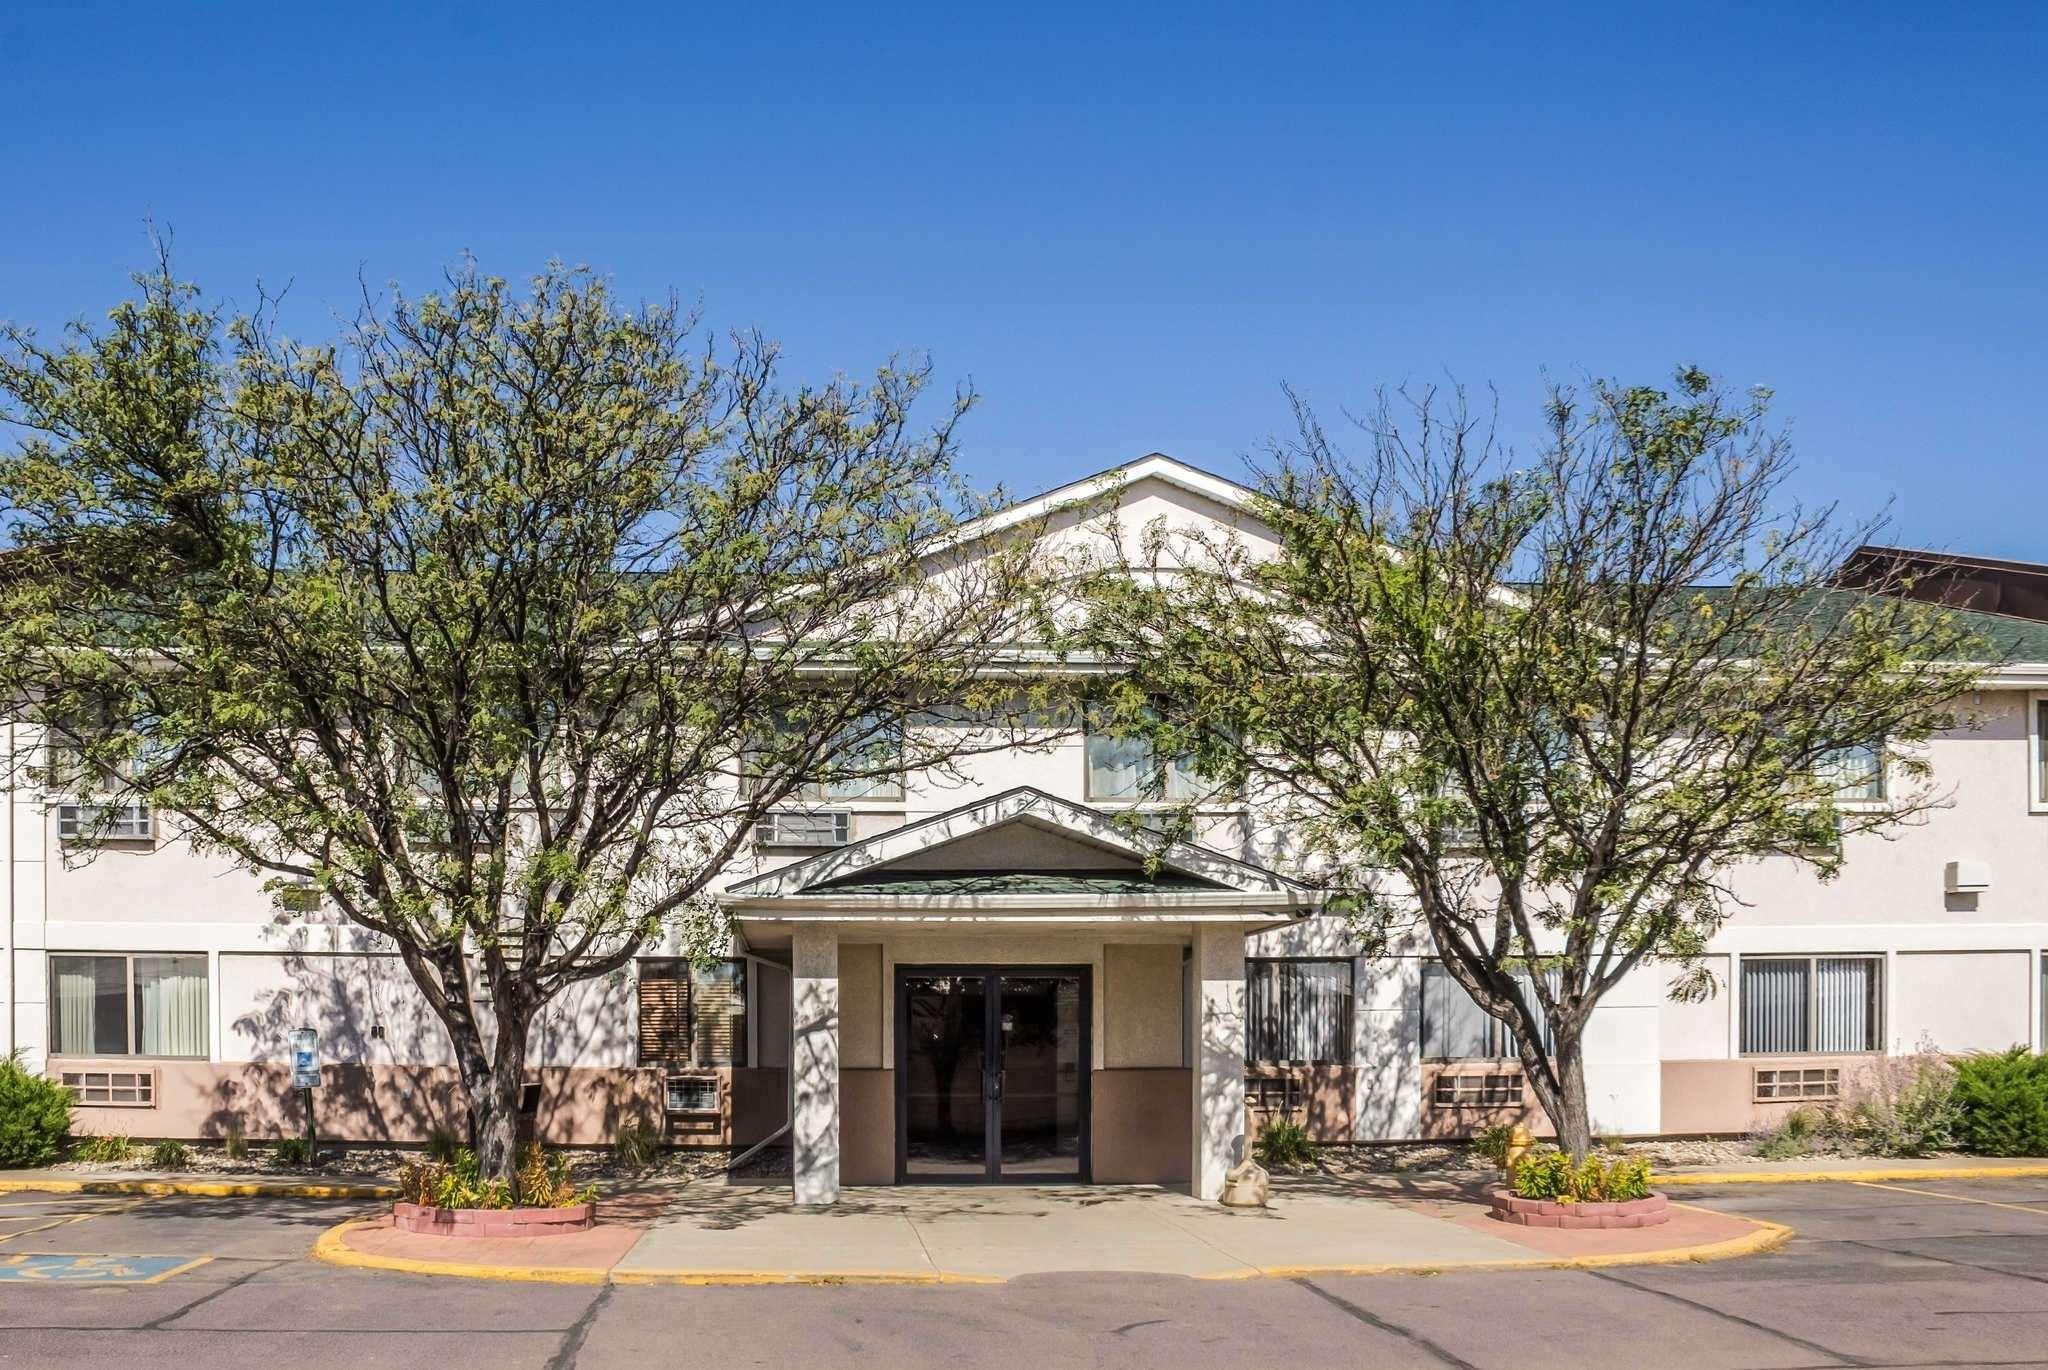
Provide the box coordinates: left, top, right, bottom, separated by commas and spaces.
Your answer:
1852, 1180, 2048, 1217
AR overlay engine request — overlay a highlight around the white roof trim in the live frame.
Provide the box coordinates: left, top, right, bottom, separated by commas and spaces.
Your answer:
722, 784, 1310, 901
919, 453, 1263, 559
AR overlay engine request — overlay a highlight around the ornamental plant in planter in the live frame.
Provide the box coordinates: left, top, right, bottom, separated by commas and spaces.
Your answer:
1489, 1151, 1670, 1229
393, 1144, 599, 1237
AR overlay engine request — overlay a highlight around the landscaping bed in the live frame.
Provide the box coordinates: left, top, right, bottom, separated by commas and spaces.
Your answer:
392, 1199, 596, 1236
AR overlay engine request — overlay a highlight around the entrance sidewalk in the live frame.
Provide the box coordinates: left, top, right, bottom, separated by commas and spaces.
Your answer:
317, 1178, 1784, 1285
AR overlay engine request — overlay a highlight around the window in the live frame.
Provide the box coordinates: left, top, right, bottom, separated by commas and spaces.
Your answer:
1420, 962, 1557, 1060
754, 711, 905, 803
56, 803, 153, 842
1740, 955, 1882, 1054
1246, 959, 1353, 1064
1814, 739, 1886, 803
753, 811, 851, 848
1084, 710, 1227, 802
664, 1075, 720, 1113
2032, 697, 2048, 812
59, 1069, 156, 1107
1432, 1072, 1524, 1107
1753, 1066, 1841, 1102
48, 954, 208, 1058
638, 959, 747, 1067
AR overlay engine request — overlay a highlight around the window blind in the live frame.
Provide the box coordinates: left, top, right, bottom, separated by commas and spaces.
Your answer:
638, 959, 747, 1067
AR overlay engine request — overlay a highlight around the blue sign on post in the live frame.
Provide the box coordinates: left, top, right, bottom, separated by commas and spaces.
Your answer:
291, 1026, 320, 1090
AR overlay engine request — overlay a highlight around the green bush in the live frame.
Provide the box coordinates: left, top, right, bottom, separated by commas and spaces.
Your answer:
1470, 1123, 1517, 1167
0, 1053, 73, 1167
147, 1138, 191, 1169
77, 1132, 134, 1164
1750, 1105, 1829, 1160
1252, 1119, 1315, 1170
1510, 1151, 1653, 1202
222, 1124, 249, 1161
612, 1117, 660, 1172
274, 1136, 314, 1167
425, 1127, 464, 1164
1953, 1049, 2048, 1157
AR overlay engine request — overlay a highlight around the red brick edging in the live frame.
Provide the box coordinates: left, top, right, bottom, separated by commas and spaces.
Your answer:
391, 1201, 596, 1236
1487, 1189, 1671, 1230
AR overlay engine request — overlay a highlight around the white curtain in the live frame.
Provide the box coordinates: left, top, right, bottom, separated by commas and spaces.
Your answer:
1248, 960, 1353, 1063
135, 956, 208, 1057
1086, 730, 1151, 799
53, 963, 104, 1054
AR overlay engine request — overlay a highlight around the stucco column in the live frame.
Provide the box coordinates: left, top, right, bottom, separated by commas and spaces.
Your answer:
1191, 923, 1246, 1201
790, 927, 840, 1206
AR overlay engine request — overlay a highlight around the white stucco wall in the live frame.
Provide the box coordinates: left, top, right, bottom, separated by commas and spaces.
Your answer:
1892, 949, 2035, 1054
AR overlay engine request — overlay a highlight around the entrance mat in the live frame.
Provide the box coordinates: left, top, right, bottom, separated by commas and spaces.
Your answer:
0, 1253, 211, 1284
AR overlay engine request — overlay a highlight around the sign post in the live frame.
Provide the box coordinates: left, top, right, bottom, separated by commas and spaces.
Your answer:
290, 1027, 320, 1161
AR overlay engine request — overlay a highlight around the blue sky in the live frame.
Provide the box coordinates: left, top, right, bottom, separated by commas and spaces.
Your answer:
3, 3, 2043, 555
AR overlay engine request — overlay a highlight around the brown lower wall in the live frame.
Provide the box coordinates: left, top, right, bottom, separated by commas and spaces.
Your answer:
841, 1068, 896, 1185
1660, 1056, 1879, 1135
1416, 1063, 1556, 1140
1091, 1067, 1191, 1184
1244, 1065, 1359, 1144
51, 1058, 784, 1149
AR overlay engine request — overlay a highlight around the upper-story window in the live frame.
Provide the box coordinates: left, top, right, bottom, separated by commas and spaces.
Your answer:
2031, 696, 2048, 812
48, 953, 208, 1058
1084, 709, 1231, 803
1740, 955, 1882, 1055
751, 711, 905, 804
1814, 738, 1886, 804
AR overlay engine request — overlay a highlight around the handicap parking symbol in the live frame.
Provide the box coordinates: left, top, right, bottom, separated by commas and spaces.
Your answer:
0, 1254, 207, 1283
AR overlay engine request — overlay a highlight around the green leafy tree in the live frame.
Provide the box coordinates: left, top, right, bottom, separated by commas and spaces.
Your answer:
0, 258, 1054, 1182
1078, 369, 1991, 1159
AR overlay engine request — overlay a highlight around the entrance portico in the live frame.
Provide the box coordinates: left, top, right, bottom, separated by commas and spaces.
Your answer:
723, 787, 1317, 1205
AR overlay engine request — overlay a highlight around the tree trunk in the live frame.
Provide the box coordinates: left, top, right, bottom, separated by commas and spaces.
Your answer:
469, 1007, 531, 1187
1530, 1027, 1594, 1161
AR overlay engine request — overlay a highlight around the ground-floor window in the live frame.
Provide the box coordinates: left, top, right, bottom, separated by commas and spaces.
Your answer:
1740, 955, 1883, 1055
637, 958, 748, 1067
48, 953, 208, 1058
1420, 962, 1556, 1060
1246, 958, 1353, 1064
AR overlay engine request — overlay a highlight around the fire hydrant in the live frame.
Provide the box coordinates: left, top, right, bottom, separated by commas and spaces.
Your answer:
1501, 1123, 1534, 1178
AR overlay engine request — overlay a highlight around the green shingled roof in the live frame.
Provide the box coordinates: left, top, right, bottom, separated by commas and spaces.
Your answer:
815, 868, 1227, 895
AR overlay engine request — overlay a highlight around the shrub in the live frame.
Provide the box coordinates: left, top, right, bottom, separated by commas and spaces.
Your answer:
425, 1127, 464, 1164
1953, 1049, 2048, 1157
274, 1136, 314, 1167
1750, 1105, 1828, 1160
147, 1138, 191, 1169
612, 1117, 660, 1172
1838, 1048, 1960, 1157
0, 1053, 73, 1167
77, 1132, 134, 1164
222, 1124, 249, 1161
1252, 1119, 1315, 1170
1470, 1123, 1517, 1167
1510, 1151, 1653, 1202
397, 1145, 596, 1211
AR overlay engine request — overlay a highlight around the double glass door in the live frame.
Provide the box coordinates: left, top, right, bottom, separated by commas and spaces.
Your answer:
897, 967, 1089, 1182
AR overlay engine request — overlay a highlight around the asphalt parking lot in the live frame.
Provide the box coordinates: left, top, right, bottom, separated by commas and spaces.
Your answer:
3, 1177, 2047, 1369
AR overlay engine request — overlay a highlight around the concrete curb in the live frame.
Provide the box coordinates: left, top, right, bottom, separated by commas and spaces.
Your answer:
1660, 1162, 2048, 1187
0, 1177, 396, 1201
310, 1211, 1792, 1287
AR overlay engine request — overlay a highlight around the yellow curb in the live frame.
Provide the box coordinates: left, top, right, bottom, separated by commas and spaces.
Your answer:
1193, 1215, 1794, 1280
313, 1220, 608, 1285
1661, 1163, 2048, 1187
0, 1178, 395, 1201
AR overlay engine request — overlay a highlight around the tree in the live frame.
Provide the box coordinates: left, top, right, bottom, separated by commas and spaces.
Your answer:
1076, 368, 1992, 1159
0, 258, 1055, 1181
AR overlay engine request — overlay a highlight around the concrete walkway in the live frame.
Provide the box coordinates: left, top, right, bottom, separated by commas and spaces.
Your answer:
318, 1177, 1780, 1284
